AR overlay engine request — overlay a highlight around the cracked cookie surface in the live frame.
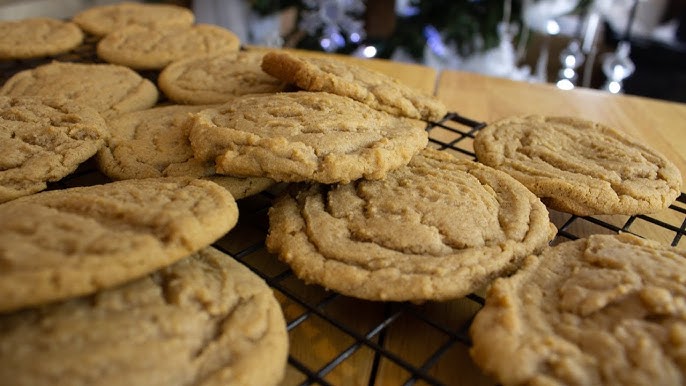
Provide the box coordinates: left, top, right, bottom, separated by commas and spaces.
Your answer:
188, 91, 428, 184
72, 1, 194, 37
0, 177, 238, 312
0, 62, 158, 119
0, 18, 83, 60
97, 24, 240, 70
261, 51, 447, 121
470, 233, 686, 386
159, 51, 286, 104
266, 148, 556, 301
0, 96, 109, 203
474, 115, 682, 216
97, 104, 274, 199
0, 247, 288, 386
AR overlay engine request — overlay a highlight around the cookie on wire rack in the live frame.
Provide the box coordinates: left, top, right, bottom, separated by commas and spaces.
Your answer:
473, 115, 683, 216
187, 91, 429, 184
0, 18, 84, 60
470, 233, 686, 386
97, 104, 274, 200
261, 50, 447, 121
0, 247, 289, 386
0, 96, 109, 203
159, 51, 287, 104
266, 148, 556, 302
0, 61, 158, 119
0, 177, 238, 313
72, 1, 195, 37
96, 24, 240, 70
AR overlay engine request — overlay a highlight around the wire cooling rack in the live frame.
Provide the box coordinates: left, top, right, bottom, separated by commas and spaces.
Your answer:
3, 45, 685, 386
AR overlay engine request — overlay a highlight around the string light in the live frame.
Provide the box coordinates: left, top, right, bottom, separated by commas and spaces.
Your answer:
601, 41, 635, 94
556, 78, 574, 90
601, 0, 639, 94
545, 19, 560, 35
556, 40, 584, 89
362, 45, 377, 58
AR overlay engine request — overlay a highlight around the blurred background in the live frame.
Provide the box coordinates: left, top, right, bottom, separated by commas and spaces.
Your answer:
1, 0, 685, 103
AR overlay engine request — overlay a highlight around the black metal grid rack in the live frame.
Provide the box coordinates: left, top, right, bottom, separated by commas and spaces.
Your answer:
3, 46, 685, 386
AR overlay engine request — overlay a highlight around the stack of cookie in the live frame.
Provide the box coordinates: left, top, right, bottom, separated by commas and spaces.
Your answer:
218, 74, 682, 383
466, 115, 686, 385
3, 2, 559, 308
0, 3, 289, 386
2, 1, 686, 385
0, 177, 289, 386
178, 50, 557, 303
171, 48, 685, 386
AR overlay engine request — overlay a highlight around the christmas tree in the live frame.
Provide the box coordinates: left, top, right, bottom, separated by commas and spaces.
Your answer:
249, 0, 522, 60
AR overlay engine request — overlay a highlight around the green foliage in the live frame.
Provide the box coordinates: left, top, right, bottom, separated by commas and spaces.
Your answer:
391, 0, 522, 60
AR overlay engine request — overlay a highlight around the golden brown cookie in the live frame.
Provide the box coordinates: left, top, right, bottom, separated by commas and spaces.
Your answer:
474, 115, 683, 216
470, 233, 686, 386
0, 247, 288, 386
159, 51, 287, 104
96, 24, 240, 70
261, 51, 447, 121
72, 1, 194, 37
0, 96, 109, 203
0, 18, 84, 60
97, 104, 274, 199
188, 91, 429, 184
266, 148, 556, 302
0, 61, 158, 119
0, 177, 238, 313
204, 174, 276, 200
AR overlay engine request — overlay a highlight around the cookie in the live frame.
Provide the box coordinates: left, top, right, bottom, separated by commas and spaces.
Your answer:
266, 148, 556, 301
159, 51, 287, 104
0, 61, 158, 119
474, 115, 683, 216
72, 1, 194, 37
0, 177, 238, 313
470, 233, 686, 386
188, 91, 429, 184
261, 51, 447, 121
96, 24, 240, 70
0, 96, 109, 203
97, 104, 274, 199
0, 247, 288, 386
204, 174, 276, 200
0, 18, 84, 60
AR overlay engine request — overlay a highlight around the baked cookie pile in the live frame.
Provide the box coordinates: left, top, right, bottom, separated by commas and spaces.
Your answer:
0, 3, 288, 386
1, 1, 685, 385
467, 116, 685, 385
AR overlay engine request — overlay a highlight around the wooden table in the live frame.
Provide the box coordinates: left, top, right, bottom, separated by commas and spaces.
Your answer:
251, 53, 686, 386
